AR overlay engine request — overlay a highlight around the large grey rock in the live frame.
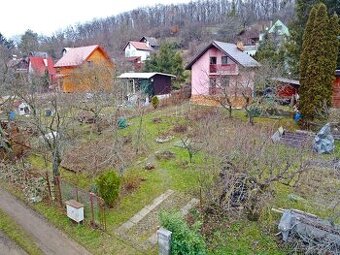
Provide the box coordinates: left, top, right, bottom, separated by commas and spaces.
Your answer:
313, 123, 335, 154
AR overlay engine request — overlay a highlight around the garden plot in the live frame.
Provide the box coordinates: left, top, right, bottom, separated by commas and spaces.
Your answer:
278, 131, 314, 148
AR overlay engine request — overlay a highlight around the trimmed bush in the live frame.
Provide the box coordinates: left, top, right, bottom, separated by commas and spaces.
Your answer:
160, 211, 207, 255
151, 96, 160, 109
96, 171, 120, 207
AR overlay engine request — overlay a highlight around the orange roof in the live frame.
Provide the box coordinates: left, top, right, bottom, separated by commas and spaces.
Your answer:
126, 41, 152, 51
54, 45, 110, 68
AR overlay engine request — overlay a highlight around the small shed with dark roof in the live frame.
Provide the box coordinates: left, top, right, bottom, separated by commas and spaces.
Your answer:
118, 72, 175, 99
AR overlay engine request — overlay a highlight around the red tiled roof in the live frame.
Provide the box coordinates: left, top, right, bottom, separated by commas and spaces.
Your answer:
29, 57, 56, 76
54, 45, 102, 68
129, 41, 152, 51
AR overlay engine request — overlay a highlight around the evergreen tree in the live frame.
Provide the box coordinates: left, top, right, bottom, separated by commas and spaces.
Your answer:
144, 42, 187, 89
327, 13, 340, 77
299, 6, 317, 93
0, 33, 14, 50
286, 0, 339, 77
254, 34, 285, 68
18, 29, 40, 55
286, 0, 319, 77
299, 3, 339, 121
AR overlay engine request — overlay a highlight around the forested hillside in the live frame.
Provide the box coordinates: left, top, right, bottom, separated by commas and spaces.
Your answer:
17, 0, 296, 60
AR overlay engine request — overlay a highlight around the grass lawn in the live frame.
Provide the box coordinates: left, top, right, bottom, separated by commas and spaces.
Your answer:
0, 208, 43, 255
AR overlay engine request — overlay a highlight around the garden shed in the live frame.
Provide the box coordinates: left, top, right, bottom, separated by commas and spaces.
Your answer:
118, 72, 175, 101
333, 69, 340, 108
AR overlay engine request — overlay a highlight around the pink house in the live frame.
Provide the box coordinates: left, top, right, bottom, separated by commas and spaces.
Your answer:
186, 41, 260, 107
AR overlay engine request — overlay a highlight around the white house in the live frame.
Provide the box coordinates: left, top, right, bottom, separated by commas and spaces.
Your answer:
260, 19, 290, 42
124, 41, 153, 62
267, 19, 290, 37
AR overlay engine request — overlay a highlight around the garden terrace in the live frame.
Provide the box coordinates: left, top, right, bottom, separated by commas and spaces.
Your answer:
1, 102, 339, 255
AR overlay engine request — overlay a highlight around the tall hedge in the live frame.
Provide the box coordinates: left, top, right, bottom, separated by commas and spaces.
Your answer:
299, 3, 340, 121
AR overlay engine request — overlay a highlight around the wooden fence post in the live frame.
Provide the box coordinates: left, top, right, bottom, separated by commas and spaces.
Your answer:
89, 192, 95, 227
45, 171, 52, 203
54, 176, 63, 208
75, 187, 79, 202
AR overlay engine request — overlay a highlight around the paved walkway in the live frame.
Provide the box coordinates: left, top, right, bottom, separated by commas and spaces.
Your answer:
115, 189, 199, 251
0, 231, 27, 255
147, 198, 199, 245
117, 189, 175, 233
0, 189, 92, 255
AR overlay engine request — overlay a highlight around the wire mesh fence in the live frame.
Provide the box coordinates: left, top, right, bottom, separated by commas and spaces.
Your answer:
54, 177, 106, 230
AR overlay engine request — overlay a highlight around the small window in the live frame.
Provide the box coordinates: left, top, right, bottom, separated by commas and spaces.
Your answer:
220, 76, 230, 87
210, 57, 217, 65
87, 61, 93, 67
221, 56, 228, 65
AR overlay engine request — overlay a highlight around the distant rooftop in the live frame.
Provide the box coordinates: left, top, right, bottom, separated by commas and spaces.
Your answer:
140, 36, 159, 47
118, 72, 176, 79
125, 41, 152, 51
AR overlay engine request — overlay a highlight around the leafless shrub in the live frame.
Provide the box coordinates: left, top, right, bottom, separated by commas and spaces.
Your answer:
121, 171, 144, 195
61, 134, 134, 176
194, 115, 314, 221
173, 124, 188, 133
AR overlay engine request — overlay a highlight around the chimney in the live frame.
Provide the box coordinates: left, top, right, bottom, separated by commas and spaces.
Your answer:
236, 41, 244, 51
43, 58, 48, 67
12, 54, 17, 60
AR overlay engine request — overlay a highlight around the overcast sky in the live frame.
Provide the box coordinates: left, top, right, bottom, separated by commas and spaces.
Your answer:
0, 0, 192, 39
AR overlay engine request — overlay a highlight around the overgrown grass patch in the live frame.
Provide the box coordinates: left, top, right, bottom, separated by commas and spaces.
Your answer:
0, 208, 43, 255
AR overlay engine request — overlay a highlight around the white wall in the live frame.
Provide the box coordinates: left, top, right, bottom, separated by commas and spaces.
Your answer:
125, 43, 150, 62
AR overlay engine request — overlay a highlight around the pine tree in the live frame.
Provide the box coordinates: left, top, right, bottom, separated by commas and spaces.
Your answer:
327, 13, 340, 82
144, 42, 187, 89
254, 34, 285, 68
286, 0, 339, 77
286, 0, 319, 77
299, 6, 317, 97
299, 3, 339, 121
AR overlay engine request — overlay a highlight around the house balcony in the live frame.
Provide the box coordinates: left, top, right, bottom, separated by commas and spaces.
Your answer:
209, 64, 238, 75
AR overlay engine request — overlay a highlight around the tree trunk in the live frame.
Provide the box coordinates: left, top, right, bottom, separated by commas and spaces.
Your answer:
52, 146, 61, 177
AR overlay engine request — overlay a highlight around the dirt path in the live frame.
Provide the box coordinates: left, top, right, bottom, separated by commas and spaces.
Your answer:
0, 231, 28, 255
0, 189, 92, 255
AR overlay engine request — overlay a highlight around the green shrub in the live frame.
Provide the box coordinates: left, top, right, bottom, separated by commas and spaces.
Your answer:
96, 171, 120, 207
151, 96, 160, 109
159, 211, 207, 255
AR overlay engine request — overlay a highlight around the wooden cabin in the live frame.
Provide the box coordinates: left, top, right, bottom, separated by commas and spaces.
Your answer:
54, 45, 114, 93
